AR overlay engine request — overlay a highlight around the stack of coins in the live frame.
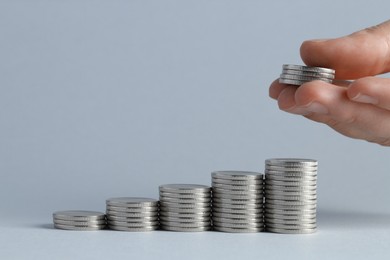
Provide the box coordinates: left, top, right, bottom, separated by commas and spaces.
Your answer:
264, 158, 318, 234
106, 197, 159, 232
279, 64, 335, 86
53, 210, 106, 231
159, 184, 212, 232
211, 171, 264, 233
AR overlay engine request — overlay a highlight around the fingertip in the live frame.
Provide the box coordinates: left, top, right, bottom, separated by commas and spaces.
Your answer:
269, 79, 288, 99
294, 80, 331, 106
300, 39, 331, 68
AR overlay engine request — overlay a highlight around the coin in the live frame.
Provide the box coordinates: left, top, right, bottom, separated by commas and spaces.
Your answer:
282, 64, 335, 74
160, 225, 211, 232
108, 225, 158, 232
54, 223, 106, 231
280, 74, 333, 83
213, 226, 263, 233
282, 69, 335, 79
53, 219, 106, 226
266, 227, 316, 234
159, 184, 211, 194
53, 210, 106, 221
106, 197, 158, 207
211, 171, 263, 180
211, 178, 263, 185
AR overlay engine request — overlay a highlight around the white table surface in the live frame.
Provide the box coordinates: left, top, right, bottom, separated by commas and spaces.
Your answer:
2, 209, 390, 260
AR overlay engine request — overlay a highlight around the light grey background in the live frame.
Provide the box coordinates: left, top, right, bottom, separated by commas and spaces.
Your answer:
1, 0, 390, 259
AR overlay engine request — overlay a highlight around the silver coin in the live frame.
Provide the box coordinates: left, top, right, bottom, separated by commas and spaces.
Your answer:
212, 177, 263, 185
106, 205, 158, 213
213, 226, 263, 233
265, 172, 317, 179
265, 175, 317, 182
280, 74, 333, 83
54, 223, 105, 231
264, 190, 317, 197
212, 207, 263, 214
107, 220, 159, 227
265, 194, 317, 201
266, 158, 318, 166
53, 210, 106, 221
212, 197, 263, 204
106, 197, 158, 207
212, 192, 264, 200
159, 201, 210, 208
265, 203, 316, 210
53, 219, 106, 226
160, 225, 211, 232
265, 218, 316, 225
159, 191, 211, 199
211, 211, 261, 219
106, 210, 158, 218
159, 215, 210, 223
265, 207, 317, 215
159, 211, 210, 217
282, 69, 335, 79
159, 206, 211, 214
212, 183, 263, 191
159, 184, 211, 194
107, 215, 158, 221
159, 220, 211, 228
211, 171, 263, 180
264, 213, 316, 220
278, 78, 310, 86
159, 196, 211, 203
212, 216, 263, 224
212, 202, 263, 210
266, 222, 317, 229
266, 226, 316, 234
213, 221, 264, 228
212, 187, 262, 195
108, 225, 158, 232
265, 185, 317, 192
265, 179, 317, 187
282, 64, 335, 74
265, 199, 317, 206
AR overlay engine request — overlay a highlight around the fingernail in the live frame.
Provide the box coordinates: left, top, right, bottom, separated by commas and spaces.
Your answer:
285, 106, 312, 116
304, 102, 328, 114
351, 93, 378, 104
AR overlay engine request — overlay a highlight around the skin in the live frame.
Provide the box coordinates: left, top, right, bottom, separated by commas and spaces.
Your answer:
269, 20, 390, 146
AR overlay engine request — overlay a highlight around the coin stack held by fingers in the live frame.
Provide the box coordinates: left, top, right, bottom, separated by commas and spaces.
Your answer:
211, 171, 264, 233
53, 210, 107, 231
159, 184, 212, 232
264, 158, 318, 234
106, 197, 159, 232
279, 64, 335, 86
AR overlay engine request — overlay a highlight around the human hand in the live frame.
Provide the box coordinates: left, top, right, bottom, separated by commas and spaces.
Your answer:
269, 20, 390, 146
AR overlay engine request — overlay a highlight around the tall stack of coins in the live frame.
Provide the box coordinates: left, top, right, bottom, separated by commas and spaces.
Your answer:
211, 171, 264, 233
279, 64, 335, 86
159, 184, 212, 232
106, 197, 159, 232
53, 210, 106, 231
264, 159, 318, 234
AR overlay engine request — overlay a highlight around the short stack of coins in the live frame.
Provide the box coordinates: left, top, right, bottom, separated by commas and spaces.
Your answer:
279, 64, 335, 86
106, 197, 159, 232
53, 210, 106, 231
159, 184, 212, 232
264, 158, 318, 234
211, 171, 264, 233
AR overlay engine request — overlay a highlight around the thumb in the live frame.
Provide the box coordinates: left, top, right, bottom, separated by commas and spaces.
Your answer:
300, 20, 390, 79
